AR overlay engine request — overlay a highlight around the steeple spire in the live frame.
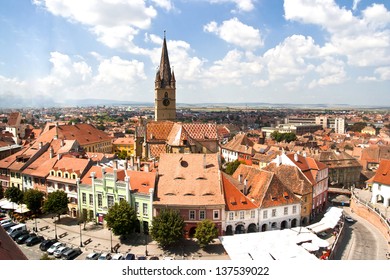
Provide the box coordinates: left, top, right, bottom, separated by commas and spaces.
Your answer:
156, 31, 172, 88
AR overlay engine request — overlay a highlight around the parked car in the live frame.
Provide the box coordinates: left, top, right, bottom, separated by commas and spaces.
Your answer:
16, 232, 35, 244
0, 218, 11, 225
54, 246, 72, 258
10, 229, 29, 241
137, 255, 147, 260
47, 242, 64, 255
25, 235, 44, 246
2, 222, 16, 231
62, 248, 82, 260
98, 252, 112, 260
85, 252, 101, 260
40, 239, 58, 251
111, 253, 124, 260
124, 253, 135, 260
149, 256, 159, 260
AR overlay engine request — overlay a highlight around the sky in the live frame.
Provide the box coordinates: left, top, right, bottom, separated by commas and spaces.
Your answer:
0, 0, 390, 107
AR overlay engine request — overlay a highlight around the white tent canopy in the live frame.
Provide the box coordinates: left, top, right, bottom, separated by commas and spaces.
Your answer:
1, 201, 18, 210
14, 204, 30, 213
0, 198, 11, 207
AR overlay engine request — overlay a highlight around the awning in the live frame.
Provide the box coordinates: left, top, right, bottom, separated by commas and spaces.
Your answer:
1, 201, 18, 210
0, 198, 11, 207
14, 204, 30, 213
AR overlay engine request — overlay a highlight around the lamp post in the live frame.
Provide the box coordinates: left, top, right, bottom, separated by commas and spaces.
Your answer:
109, 228, 113, 253
79, 223, 83, 247
34, 216, 38, 232
53, 216, 58, 240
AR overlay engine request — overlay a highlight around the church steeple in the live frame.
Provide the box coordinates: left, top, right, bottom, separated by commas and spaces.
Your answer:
155, 31, 174, 89
154, 31, 176, 122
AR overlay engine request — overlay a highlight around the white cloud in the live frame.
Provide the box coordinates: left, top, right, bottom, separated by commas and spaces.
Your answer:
263, 35, 319, 81
284, 0, 390, 67
204, 17, 264, 50
375, 67, 390, 80
309, 57, 346, 88
151, 0, 174, 11
34, 0, 157, 53
209, 0, 255, 13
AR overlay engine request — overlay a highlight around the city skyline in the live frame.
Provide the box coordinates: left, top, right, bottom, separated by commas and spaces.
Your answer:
0, 0, 390, 108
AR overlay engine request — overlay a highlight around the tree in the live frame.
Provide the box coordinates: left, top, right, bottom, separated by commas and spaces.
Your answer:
42, 190, 68, 220
225, 160, 243, 175
194, 219, 218, 248
104, 200, 137, 236
23, 189, 45, 214
151, 209, 184, 248
4, 186, 23, 205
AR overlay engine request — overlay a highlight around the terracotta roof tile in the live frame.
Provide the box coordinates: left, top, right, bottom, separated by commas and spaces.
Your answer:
222, 133, 255, 155
372, 159, 390, 185
222, 173, 257, 211
154, 153, 225, 206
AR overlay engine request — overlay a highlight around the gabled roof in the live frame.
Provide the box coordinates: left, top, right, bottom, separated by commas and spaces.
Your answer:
113, 137, 135, 145
146, 121, 175, 142
182, 123, 218, 140
154, 153, 224, 206
7, 112, 21, 127
264, 163, 312, 196
233, 165, 300, 208
222, 173, 257, 211
36, 123, 112, 146
372, 159, 390, 186
222, 133, 255, 155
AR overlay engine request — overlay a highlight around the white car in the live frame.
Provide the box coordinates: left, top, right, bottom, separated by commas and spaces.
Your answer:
54, 246, 70, 258
345, 216, 356, 223
47, 242, 64, 255
111, 253, 124, 260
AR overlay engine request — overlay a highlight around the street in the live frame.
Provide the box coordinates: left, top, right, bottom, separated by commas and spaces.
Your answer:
334, 208, 389, 260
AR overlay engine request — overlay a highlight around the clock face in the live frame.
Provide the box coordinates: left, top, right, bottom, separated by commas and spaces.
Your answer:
163, 98, 170, 106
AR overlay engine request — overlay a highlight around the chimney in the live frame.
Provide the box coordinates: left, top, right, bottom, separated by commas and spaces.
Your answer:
49, 146, 54, 159
61, 139, 64, 147
39, 142, 43, 149
137, 156, 141, 171
144, 163, 149, 172
303, 151, 307, 158
294, 153, 298, 162
130, 156, 134, 170
238, 174, 242, 183
244, 179, 248, 195
114, 160, 118, 170
57, 154, 62, 160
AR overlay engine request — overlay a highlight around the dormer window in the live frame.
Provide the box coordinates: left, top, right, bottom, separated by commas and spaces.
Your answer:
50, 170, 55, 176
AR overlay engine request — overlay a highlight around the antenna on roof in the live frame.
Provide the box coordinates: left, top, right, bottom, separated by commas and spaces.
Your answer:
164, 30, 166, 39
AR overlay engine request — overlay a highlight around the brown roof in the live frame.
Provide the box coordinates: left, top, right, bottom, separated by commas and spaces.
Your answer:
113, 137, 135, 145
222, 173, 257, 211
372, 159, 390, 185
314, 151, 362, 170
286, 153, 328, 184
7, 112, 21, 127
36, 123, 112, 146
264, 163, 312, 196
182, 123, 218, 140
154, 153, 225, 206
232, 165, 300, 208
146, 121, 175, 142
222, 133, 255, 155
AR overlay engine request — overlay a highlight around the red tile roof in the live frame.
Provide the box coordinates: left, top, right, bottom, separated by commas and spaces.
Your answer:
154, 153, 225, 206
222, 133, 255, 155
7, 112, 21, 127
233, 164, 300, 208
222, 173, 257, 211
372, 159, 390, 185
0, 226, 28, 260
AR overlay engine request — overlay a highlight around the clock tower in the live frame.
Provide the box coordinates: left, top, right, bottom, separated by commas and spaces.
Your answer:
154, 33, 176, 121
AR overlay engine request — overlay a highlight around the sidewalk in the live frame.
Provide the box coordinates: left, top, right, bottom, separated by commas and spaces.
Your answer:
23, 215, 229, 260
353, 188, 390, 220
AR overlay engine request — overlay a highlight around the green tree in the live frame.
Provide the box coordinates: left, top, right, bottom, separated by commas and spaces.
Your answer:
225, 160, 243, 175
151, 209, 185, 248
284, 132, 297, 143
194, 219, 218, 248
4, 186, 23, 205
23, 189, 45, 214
105, 200, 137, 236
42, 190, 68, 220
348, 122, 367, 132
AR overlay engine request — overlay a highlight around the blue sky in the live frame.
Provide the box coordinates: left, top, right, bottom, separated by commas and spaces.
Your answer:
0, 0, 390, 107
